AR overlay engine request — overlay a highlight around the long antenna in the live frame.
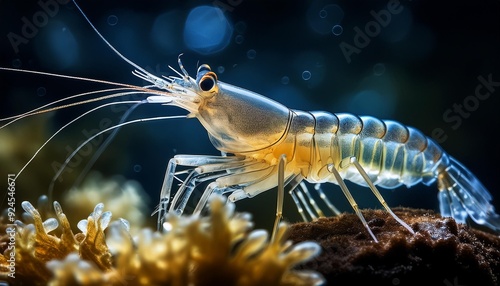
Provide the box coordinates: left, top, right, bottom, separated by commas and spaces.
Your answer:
71, 0, 164, 84
0, 67, 165, 125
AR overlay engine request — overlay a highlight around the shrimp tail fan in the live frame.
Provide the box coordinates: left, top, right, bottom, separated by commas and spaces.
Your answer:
437, 156, 500, 232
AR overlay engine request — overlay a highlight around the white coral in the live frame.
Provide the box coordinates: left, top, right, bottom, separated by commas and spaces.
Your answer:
7, 195, 324, 286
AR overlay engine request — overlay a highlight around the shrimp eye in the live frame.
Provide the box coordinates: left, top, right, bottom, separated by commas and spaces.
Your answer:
196, 63, 218, 94
197, 64, 212, 74
199, 74, 216, 92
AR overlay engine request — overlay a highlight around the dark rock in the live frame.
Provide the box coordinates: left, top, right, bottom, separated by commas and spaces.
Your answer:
289, 208, 500, 286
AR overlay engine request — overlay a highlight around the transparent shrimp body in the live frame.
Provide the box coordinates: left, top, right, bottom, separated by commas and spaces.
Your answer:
3, 56, 497, 241
153, 63, 500, 239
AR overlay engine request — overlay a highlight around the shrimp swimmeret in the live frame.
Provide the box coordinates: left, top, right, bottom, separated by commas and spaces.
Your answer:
2, 1, 499, 242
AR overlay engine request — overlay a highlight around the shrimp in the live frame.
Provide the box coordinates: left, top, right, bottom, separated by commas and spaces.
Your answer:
3, 1, 500, 243
150, 61, 500, 241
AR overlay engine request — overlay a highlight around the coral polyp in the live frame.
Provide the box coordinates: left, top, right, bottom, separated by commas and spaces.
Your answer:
0, 196, 324, 286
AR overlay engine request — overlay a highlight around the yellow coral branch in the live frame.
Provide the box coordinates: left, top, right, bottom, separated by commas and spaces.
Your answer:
1, 195, 324, 286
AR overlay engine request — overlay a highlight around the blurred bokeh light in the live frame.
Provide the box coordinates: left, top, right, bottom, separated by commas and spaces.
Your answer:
183, 6, 233, 55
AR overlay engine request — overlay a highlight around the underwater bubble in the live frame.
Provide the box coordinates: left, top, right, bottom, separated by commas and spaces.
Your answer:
331, 24, 343, 36
247, 49, 257, 59
281, 76, 290, 85
319, 9, 327, 18
302, 70, 312, 81
235, 34, 244, 44
293, 51, 326, 88
12, 58, 22, 68
217, 66, 225, 73
37, 87, 46, 97
184, 6, 233, 55
373, 63, 386, 76
107, 15, 118, 26
307, 2, 344, 34
133, 164, 142, 172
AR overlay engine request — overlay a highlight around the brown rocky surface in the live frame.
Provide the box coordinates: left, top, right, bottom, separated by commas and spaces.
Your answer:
289, 208, 500, 286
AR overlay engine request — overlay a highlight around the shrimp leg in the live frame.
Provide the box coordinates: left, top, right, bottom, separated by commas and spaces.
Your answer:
314, 183, 341, 216
299, 182, 326, 218
328, 162, 379, 242
192, 182, 229, 215
287, 175, 309, 222
287, 175, 336, 221
271, 154, 286, 243
339, 157, 415, 235
157, 158, 177, 230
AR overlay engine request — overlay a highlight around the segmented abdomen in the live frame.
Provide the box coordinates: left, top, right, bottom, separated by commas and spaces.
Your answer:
288, 111, 446, 189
